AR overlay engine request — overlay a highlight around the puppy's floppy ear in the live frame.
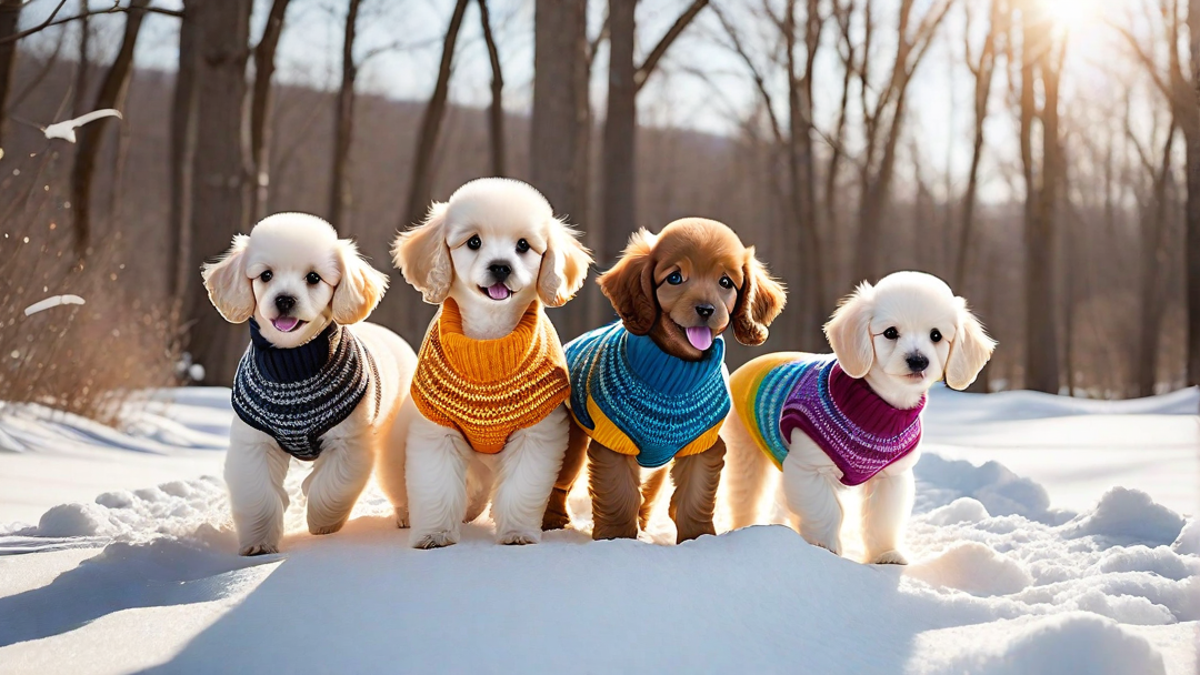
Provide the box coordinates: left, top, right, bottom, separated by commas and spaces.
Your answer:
598, 229, 658, 335
202, 235, 255, 323
332, 239, 390, 324
732, 247, 787, 346
392, 202, 452, 304
945, 298, 997, 390
824, 282, 875, 378
537, 219, 593, 307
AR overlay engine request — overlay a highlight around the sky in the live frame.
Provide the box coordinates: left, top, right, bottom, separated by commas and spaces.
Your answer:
18, 0, 1174, 206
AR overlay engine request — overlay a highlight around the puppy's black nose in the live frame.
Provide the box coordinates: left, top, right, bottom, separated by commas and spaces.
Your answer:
488, 262, 511, 282
906, 353, 929, 373
695, 304, 714, 319
275, 295, 296, 313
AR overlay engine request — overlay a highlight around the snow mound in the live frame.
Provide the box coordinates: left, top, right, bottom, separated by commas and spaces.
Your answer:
1063, 488, 1185, 547
917, 613, 1166, 675
1172, 518, 1200, 556
914, 454, 1064, 523
908, 542, 1032, 596
924, 497, 991, 526
35, 503, 121, 538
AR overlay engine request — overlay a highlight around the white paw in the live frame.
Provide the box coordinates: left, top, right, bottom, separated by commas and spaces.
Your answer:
239, 542, 279, 556
497, 529, 541, 546
413, 530, 458, 549
309, 520, 346, 536
804, 536, 842, 557
871, 549, 909, 565
394, 506, 410, 529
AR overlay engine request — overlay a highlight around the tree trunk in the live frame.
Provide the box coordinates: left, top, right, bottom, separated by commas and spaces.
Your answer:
531, 0, 590, 336
329, 0, 361, 230
69, 0, 150, 260
248, 0, 291, 224
601, 0, 637, 273
0, 0, 20, 145
168, 0, 199, 301
1137, 124, 1177, 397
185, 0, 253, 386
402, 0, 470, 230
478, 0, 505, 177
955, 0, 999, 289
1187, 0, 1200, 386
72, 0, 89, 117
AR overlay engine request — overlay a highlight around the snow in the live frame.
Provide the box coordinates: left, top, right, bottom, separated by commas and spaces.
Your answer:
0, 386, 1196, 674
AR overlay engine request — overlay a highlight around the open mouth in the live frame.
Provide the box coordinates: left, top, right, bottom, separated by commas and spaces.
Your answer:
271, 317, 306, 333
905, 371, 926, 382
684, 326, 714, 351
480, 283, 512, 301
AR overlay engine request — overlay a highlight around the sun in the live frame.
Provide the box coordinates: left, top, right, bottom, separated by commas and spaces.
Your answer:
1040, 0, 1109, 33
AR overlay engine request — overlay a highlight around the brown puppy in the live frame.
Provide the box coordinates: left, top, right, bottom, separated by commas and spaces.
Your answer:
544, 218, 785, 542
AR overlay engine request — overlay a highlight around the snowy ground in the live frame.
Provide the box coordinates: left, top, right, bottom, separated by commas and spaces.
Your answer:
0, 387, 1196, 674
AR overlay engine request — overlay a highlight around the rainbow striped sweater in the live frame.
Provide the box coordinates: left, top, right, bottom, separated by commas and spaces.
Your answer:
729, 353, 925, 486
565, 322, 730, 468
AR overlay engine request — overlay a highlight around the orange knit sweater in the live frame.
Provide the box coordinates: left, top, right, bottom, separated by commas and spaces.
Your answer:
411, 298, 570, 453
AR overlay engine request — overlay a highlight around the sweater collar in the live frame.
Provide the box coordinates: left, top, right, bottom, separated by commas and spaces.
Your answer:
826, 362, 925, 438
436, 298, 543, 381
248, 317, 339, 384
623, 330, 725, 395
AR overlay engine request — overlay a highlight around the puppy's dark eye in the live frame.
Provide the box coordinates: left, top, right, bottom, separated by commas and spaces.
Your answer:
516, 238, 530, 254
307, 272, 321, 286
666, 271, 683, 285
883, 327, 899, 340
719, 275, 734, 290
930, 328, 942, 343
259, 270, 273, 283
467, 235, 481, 251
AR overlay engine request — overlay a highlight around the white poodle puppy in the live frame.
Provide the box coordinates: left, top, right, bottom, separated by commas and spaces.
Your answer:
378, 178, 591, 549
203, 213, 416, 556
723, 271, 995, 564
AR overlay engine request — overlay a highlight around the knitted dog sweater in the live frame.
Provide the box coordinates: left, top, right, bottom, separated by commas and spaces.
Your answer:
566, 322, 729, 468
729, 353, 925, 486
410, 298, 570, 454
232, 319, 379, 461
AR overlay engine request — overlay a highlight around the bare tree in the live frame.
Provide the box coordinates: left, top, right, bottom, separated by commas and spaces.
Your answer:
69, 0, 151, 259
167, 0, 198, 300
329, 0, 362, 230
185, 0, 254, 385
955, 0, 1002, 288
853, 0, 954, 282
248, 0, 291, 223
601, 0, 709, 269
1018, 0, 1064, 393
478, 0, 505, 177
531, 0, 590, 336
71, 0, 89, 117
1187, 0, 1200, 386
0, 0, 20, 143
401, 0, 470, 230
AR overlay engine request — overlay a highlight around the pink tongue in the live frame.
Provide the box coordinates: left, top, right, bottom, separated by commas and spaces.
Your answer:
686, 326, 713, 351
272, 317, 299, 332
487, 284, 511, 300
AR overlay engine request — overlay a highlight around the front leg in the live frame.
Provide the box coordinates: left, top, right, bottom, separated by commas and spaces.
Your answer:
668, 439, 726, 543
225, 422, 291, 556
492, 406, 569, 545
304, 431, 375, 536
861, 462, 916, 565
587, 441, 641, 540
781, 441, 846, 556
405, 415, 471, 549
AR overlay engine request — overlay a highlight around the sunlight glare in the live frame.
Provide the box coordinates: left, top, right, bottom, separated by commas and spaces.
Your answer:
1042, 0, 1107, 34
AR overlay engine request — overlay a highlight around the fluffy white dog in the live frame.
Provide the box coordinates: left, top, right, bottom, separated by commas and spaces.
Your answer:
204, 213, 416, 556
723, 271, 995, 564
379, 178, 591, 549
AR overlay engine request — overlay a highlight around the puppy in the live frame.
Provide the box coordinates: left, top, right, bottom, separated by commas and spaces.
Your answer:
723, 271, 995, 564
203, 213, 416, 556
379, 178, 592, 548
543, 218, 785, 543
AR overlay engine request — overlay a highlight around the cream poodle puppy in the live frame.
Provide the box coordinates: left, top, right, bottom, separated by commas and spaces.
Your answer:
723, 271, 995, 564
204, 213, 416, 555
378, 178, 591, 549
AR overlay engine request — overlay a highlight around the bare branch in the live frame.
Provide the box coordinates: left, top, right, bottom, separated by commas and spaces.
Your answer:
634, 0, 709, 92
0, 1, 180, 44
